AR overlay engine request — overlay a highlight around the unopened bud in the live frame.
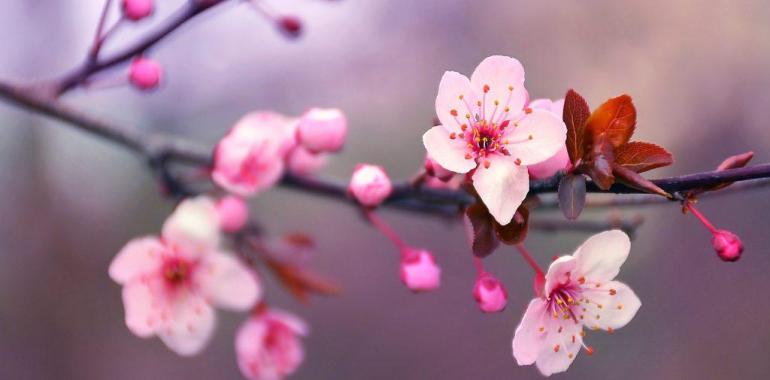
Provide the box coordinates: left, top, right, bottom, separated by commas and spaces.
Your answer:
400, 248, 441, 292
348, 164, 392, 207
129, 57, 162, 90
216, 195, 249, 233
712, 230, 743, 262
473, 273, 507, 313
122, 0, 154, 22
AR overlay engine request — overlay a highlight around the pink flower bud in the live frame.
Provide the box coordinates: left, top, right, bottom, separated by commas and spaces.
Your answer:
287, 147, 328, 176
348, 164, 392, 207
712, 230, 743, 262
473, 274, 507, 313
278, 16, 303, 38
129, 57, 162, 90
217, 196, 249, 233
424, 153, 454, 181
297, 108, 347, 153
400, 248, 441, 292
122, 0, 154, 22
528, 145, 570, 179
236, 309, 308, 380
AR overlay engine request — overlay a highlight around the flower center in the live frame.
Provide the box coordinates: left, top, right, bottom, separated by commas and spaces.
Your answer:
163, 258, 192, 286
547, 282, 582, 321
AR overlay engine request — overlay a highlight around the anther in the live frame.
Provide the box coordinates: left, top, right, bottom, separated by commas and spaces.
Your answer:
586, 346, 594, 355
494, 100, 500, 106
578, 277, 586, 284
528, 134, 533, 140
464, 153, 472, 160
609, 289, 617, 295
458, 94, 464, 100
507, 85, 513, 91
483, 160, 491, 169
450, 109, 458, 117
617, 304, 623, 310
607, 327, 614, 335
568, 353, 574, 359
449, 133, 456, 139
553, 345, 560, 353
514, 158, 522, 166
525, 107, 532, 114
483, 84, 490, 93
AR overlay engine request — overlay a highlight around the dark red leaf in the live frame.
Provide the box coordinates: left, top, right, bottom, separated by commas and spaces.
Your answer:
495, 206, 529, 245
265, 258, 341, 303
585, 94, 636, 148
465, 202, 500, 257
615, 141, 673, 173
612, 163, 670, 198
558, 174, 587, 220
583, 134, 615, 190
563, 89, 591, 165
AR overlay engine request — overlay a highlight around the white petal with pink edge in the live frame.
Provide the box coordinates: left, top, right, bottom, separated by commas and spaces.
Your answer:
161, 196, 221, 259
157, 293, 217, 356
422, 126, 476, 173
544, 256, 576, 297
470, 56, 527, 120
471, 155, 529, 225
121, 280, 163, 338
435, 71, 478, 132
580, 280, 641, 331
109, 237, 164, 284
512, 299, 548, 365
573, 230, 631, 282
504, 110, 567, 166
196, 251, 261, 311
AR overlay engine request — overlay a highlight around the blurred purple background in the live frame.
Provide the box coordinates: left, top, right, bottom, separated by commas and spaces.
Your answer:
1, 0, 769, 379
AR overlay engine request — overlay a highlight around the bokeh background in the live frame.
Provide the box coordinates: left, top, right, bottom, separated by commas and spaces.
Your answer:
1, 0, 769, 379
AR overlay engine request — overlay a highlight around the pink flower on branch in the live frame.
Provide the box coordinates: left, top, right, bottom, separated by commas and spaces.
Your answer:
129, 57, 162, 90
423, 55, 567, 224
109, 197, 261, 356
297, 108, 347, 154
236, 308, 308, 380
473, 272, 508, 313
512, 230, 641, 376
122, 0, 154, 22
213, 112, 298, 197
348, 164, 393, 207
526, 98, 571, 179
400, 248, 441, 293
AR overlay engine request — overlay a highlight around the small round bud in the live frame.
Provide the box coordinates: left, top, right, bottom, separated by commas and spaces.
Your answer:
278, 16, 303, 38
348, 164, 392, 207
712, 229, 743, 262
122, 0, 154, 22
129, 57, 162, 90
424, 153, 454, 182
473, 274, 507, 313
216, 196, 249, 233
297, 108, 348, 153
400, 248, 441, 292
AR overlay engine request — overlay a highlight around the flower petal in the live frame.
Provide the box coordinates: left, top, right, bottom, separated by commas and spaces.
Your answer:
157, 294, 217, 356
544, 256, 576, 297
512, 299, 548, 365
161, 196, 221, 259
581, 280, 641, 331
422, 126, 476, 173
572, 230, 631, 282
470, 56, 527, 120
435, 71, 478, 132
109, 237, 164, 284
196, 252, 261, 311
534, 319, 583, 377
505, 110, 567, 166
269, 309, 310, 336
471, 155, 529, 225
122, 280, 163, 338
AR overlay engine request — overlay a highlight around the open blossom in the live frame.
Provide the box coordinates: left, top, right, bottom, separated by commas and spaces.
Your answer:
512, 230, 641, 376
527, 98, 570, 179
400, 248, 441, 292
213, 112, 298, 197
236, 308, 308, 380
109, 196, 261, 356
348, 164, 393, 207
423, 56, 566, 224
296, 108, 347, 153
473, 273, 508, 313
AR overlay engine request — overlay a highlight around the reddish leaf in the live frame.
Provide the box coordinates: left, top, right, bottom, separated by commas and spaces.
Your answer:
265, 258, 341, 303
612, 163, 670, 198
558, 174, 587, 220
563, 89, 591, 165
583, 134, 615, 190
495, 206, 529, 245
465, 202, 500, 257
585, 95, 636, 148
615, 141, 673, 173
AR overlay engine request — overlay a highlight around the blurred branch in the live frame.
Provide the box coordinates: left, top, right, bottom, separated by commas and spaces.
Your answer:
1, 79, 770, 216
530, 215, 645, 238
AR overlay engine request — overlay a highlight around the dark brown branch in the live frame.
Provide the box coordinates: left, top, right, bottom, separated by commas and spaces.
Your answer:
1, 78, 769, 216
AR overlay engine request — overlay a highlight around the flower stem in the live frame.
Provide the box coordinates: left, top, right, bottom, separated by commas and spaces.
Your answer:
365, 209, 407, 252
684, 201, 718, 234
515, 243, 544, 277
473, 256, 485, 277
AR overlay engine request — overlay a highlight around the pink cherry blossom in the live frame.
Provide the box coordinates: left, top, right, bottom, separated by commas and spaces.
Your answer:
473, 273, 508, 313
128, 57, 162, 90
212, 112, 298, 197
236, 308, 308, 380
109, 196, 261, 356
511, 230, 641, 376
423, 56, 566, 224
286, 146, 328, 176
527, 98, 571, 179
348, 164, 393, 207
122, 0, 153, 21
217, 195, 249, 233
400, 248, 441, 292
297, 108, 347, 153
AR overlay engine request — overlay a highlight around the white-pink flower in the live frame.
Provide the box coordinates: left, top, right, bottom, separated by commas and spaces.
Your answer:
236, 308, 308, 380
512, 230, 641, 376
527, 98, 570, 179
213, 112, 298, 197
296, 108, 347, 153
400, 248, 441, 292
423, 56, 566, 224
109, 196, 261, 356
